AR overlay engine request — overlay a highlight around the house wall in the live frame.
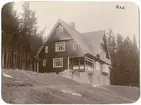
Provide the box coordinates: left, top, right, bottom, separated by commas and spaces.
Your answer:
39, 27, 84, 73
100, 64, 110, 85
80, 72, 90, 83
83, 62, 110, 85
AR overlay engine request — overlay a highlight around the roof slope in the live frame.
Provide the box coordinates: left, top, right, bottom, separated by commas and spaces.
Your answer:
80, 30, 105, 56
60, 20, 92, 54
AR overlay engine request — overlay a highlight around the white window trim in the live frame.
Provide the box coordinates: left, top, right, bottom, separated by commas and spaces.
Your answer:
55, 42, 65, 52
53, 57, 63, 68
45, 46, 48, 53
73, 43, 76, 50
43, 59, 46, 66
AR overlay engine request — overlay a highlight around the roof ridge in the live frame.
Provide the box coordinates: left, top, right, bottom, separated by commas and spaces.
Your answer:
81, 30, 105, 34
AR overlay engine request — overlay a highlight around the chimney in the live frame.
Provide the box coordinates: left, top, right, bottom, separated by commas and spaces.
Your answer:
68, 22, 75, 29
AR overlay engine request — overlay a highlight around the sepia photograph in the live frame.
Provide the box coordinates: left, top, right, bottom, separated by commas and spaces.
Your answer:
1, 1, 140, 104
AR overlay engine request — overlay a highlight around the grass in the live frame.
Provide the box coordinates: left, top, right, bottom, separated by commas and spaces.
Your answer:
1, 69, 140, 104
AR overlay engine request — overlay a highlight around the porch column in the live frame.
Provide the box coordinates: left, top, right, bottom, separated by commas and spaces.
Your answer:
37, 62, 39, 72
84, 56, 86, 70
68, 57, 70, 69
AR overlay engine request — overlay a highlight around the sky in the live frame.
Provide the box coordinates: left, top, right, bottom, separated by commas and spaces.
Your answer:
14, 1, 139, 43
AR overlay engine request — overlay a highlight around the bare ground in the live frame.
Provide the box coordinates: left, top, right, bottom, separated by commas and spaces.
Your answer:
1, 69, 140, 104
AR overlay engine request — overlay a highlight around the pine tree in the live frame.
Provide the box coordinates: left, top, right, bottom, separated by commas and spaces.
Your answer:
106, 28, 117, 84
122, 36, 133, 85
19, 1, 44, 70
131, 34, 139, 86
106, 28, 139, 87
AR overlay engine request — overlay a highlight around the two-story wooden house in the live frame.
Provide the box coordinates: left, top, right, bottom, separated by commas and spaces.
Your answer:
34, 19, 111, 85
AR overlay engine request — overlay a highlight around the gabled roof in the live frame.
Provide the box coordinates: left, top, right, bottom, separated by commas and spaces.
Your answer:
35, 19, 110, 64
81, 30, 105, 56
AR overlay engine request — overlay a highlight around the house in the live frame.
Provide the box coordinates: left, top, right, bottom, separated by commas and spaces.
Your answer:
34, 19, 111, 85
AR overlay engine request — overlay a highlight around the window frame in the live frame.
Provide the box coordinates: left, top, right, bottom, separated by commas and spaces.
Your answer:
45, 46, 48, 53
72, 59, 84, 70
55, 42, 65, 52
43, 59, 46, 66
56, 25, 63, 34
53, 57, 63, 68
73, 43, 76, 50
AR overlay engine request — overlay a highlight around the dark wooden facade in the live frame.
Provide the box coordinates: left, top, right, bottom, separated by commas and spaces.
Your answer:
38, 24, 84, 73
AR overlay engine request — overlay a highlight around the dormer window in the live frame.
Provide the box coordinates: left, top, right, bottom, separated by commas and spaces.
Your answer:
56, 25, 63, 34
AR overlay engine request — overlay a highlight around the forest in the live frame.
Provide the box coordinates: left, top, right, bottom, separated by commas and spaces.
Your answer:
107, 29, 139, 87
1, 2, 139, 87
2, 2, 45, 70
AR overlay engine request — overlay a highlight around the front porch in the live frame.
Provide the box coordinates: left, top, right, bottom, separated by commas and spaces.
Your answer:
67, 55, 110, 85
69, 56, 95, 73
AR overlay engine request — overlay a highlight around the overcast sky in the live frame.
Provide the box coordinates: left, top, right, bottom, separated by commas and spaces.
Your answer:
14, 1, 139, 43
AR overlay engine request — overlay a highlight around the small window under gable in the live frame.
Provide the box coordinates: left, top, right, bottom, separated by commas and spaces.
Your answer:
45, 46, 48, 53
55, 42, 65, 52
73, 43, 76, 50
56, 25, 63, 34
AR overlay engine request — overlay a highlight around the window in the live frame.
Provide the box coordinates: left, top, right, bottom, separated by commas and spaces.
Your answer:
45, 46, 48, 53
43, 59, 46, 66
53, 58, 63, 68
55, 42, 65, 52
72, 59, 84, 70
86, 61, 94, 71
73, 60, 79, 69
56, 25, 63, 34
80, 60, 84, 69
73, 43, 76, 50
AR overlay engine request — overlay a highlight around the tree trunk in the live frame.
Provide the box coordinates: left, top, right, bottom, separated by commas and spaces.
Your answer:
11, 46, 14, 69
25, 49, 27, 70
2, 44, 4, 68
4, 51, 6, 68
17, 45, 20, 69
